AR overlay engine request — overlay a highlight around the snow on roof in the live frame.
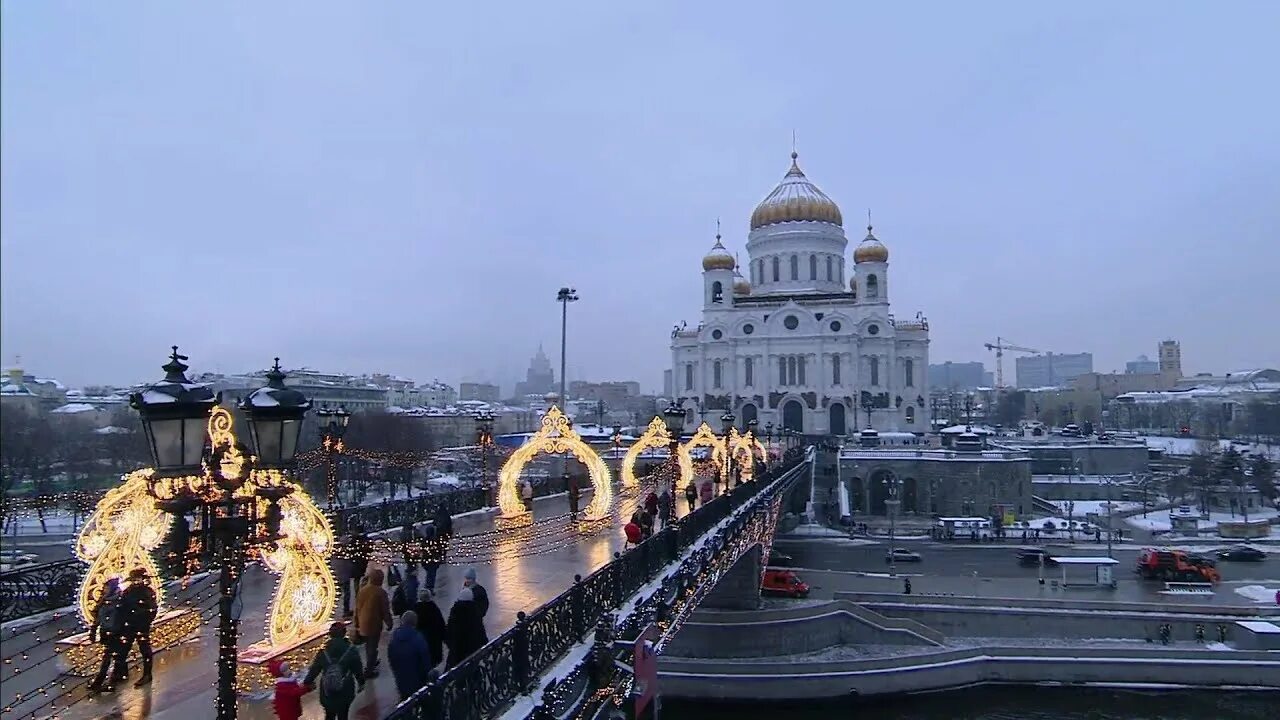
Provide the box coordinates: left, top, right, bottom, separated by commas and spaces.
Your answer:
940, 424, 995, 435
1049, 556, 1119, 565
52, 403, 97, 414
94, 426, 132, 435
0, 383, 34, 396
34, 377, 66, 390
245, 390, 280, 407
140, 389, 177, 404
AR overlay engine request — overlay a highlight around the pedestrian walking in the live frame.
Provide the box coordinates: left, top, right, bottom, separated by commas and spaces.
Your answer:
387, 611, 433, 700
413, 587, 446, 669
521, 478, 534, 513
657, 489, 672, 528
903, 577, 912, 595
87, 578, 127, 692
354, 568, 392, 677
462, 567, 489, 619
567, 473, 580, 521
433, 503, 453, 539
699, 478, 713, 506
444, 587, 488, 669
421, 522, 442, 589
269, 659, 309, 720
304, 622, 364, 720
119, 568, 157, 687
644, 491, 659, 518
684, 482, 697, 511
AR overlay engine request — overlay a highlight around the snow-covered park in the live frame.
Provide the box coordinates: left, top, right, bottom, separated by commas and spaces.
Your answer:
1125, 506, 1278, 534
1142, 435, 1280, 460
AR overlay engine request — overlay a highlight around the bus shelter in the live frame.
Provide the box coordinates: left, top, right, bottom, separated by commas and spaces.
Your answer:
1049, 556, 1120, 588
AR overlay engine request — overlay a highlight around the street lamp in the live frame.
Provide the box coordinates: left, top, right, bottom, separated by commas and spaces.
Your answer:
556, 287, 579, 408
475, 410, 495, 499
885, 475, 902, 575
317, 405, 351, 509
747, 419, 759, 477
131, 348, 310, 720
764, 421, 774, 458
662, 404, 685, 517
720, 412, 736, 490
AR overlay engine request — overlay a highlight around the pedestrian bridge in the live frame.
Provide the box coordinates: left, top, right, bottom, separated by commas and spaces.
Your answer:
0, 451, 812, 720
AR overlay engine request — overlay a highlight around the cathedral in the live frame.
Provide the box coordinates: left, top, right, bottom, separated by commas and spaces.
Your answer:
670, 152, 930, 436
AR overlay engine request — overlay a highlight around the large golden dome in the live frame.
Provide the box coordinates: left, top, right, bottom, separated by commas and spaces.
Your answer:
701, 235, 736, 271
749, 152, 843, 230
853, 224, 889, 263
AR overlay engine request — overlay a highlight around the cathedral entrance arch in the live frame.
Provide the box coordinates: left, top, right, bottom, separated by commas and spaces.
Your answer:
828, 403, 847, 436
739, 403, 758, 429
782, 400, 804, 432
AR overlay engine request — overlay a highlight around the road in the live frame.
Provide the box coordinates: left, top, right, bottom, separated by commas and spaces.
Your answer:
771, 535, 1280, 608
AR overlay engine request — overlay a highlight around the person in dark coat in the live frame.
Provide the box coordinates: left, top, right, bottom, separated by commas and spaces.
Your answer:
684, 482, 698, 511
387, 611, 433, 700
462, 567, 489, 619
444, 587, 488, 669
657, 489, 672, 527
413, 587, 446, 669
433, 503, 453, 539
304, 622, 365, 720
643, 491, 659, 517
87, 577, 127, 692
119, 568, 158, 687
421, 522, 442, 589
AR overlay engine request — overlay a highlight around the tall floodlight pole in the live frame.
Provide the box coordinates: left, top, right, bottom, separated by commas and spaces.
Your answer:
556, 287, 578, 410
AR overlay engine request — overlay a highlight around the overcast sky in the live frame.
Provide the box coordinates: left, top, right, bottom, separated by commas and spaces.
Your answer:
3, 1, 1278, 392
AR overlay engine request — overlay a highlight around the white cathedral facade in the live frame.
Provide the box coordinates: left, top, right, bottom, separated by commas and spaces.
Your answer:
670, 152, 930, 436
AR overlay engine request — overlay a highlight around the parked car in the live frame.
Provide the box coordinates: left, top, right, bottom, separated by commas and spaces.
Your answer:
885, 548, 922, 563
0, 551, 39, 572
1216, 546, 1267, 562
767, 549, 795, 567
1016, 547, 1059, 567
761, 568, 810, 598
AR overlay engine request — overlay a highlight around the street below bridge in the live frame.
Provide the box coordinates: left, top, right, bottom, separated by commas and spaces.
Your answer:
16, 485, 694, 720
771, 535, 1280, 607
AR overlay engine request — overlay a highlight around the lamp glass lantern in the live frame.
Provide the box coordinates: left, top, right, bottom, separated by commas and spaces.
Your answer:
335, 406, 351, 428
241, 359, 312, 468
721, 412, 735, 434
662, 404, 685, 435
130, 347, 218, 475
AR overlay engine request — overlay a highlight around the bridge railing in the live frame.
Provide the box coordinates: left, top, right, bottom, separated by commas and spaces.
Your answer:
387, 449, 809, 720
0, 559, 82, 625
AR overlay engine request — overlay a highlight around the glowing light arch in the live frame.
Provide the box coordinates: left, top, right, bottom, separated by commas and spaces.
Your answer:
498, 406, 613, 529
621, 417, 694, 491
715, 430, 767, 481
75, 470, 168, 626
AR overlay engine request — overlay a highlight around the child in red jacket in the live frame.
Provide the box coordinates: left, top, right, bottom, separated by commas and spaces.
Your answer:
269, 659, 310, 720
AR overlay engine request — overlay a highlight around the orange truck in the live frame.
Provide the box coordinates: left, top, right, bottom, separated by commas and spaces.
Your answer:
1136, 548, 1220, 583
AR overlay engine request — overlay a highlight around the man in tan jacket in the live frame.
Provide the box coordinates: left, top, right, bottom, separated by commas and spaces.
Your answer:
354, 567, 393, 677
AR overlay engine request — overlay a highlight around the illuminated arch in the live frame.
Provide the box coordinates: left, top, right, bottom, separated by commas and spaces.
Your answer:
622, 416, 694, 491
498, 406, 613, 529
716, 431, 767, 481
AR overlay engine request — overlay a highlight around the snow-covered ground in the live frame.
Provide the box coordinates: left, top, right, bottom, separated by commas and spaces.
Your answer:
1234, 584, 1280, 604
1125, 507, 1278, 533
1048, 500, 1142, 517
776, 524, 881, 546
1142, 435, 1280, 460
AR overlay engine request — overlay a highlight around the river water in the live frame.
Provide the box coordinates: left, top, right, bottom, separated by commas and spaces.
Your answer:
664, 686, 1279, 719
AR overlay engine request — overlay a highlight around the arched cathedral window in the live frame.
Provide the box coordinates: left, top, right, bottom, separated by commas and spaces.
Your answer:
809, 254, 817, 280
869, 356, 879, 386
713, 360, 722, 388
745, 357, 754, 387
790, 254, 799, 281
826, 256, 833, 281
772, 257, 780, 282
867, 274, 879, 299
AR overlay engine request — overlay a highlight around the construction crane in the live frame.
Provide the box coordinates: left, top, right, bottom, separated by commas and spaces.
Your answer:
984, 337, 1040, 389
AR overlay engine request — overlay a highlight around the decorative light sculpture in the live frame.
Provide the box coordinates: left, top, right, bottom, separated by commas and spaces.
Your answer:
496, 406, 612, 531
621, 416, 694, 491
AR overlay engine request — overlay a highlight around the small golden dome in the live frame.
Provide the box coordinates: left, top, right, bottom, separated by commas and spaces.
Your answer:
853, 224, 889, 263
749, 152, 843, 230
702, 235, 736, 271
733, 265, 751, 295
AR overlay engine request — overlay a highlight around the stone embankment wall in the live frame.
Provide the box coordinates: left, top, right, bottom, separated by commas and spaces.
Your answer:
836, 591, 1280, 643
665, 599, 942, 658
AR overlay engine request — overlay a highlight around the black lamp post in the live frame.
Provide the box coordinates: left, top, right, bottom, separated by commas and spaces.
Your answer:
764, 422, 774, 459
720, 412, 736, 490
316, 405, 351, 508
130, 349, 309, 720
746, 419, 759, 478
475, 410, 495, 500
662, 404, 685, 517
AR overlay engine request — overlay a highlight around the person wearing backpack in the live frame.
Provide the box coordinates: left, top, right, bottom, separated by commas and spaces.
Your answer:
87, 578, 127, 692
304, 622, 364, 720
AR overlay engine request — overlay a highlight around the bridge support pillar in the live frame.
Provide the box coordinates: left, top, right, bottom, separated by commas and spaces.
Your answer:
701, 545, 762, 610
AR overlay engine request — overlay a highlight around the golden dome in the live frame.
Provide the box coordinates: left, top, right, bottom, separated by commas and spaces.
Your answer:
749, 152, 843, 230
853, 224, 889, 263
701, 235, 736, 271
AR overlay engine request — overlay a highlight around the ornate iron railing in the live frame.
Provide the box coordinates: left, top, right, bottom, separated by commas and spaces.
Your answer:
0, 558, 83, 624
386, 449, 809, 720
333, 487, 488, 536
